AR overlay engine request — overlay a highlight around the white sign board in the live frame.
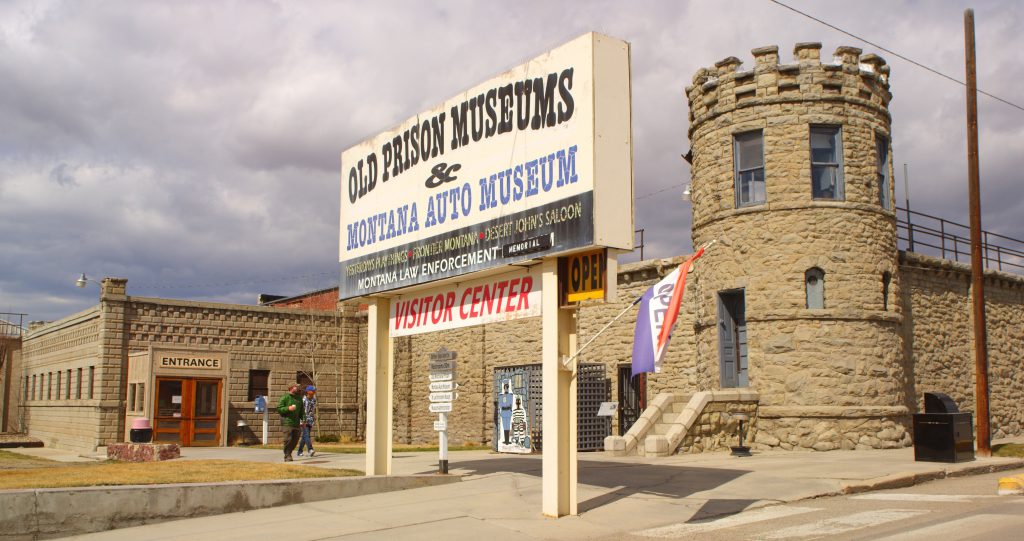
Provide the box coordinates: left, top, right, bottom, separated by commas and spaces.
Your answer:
429, 371, 455, 382
429, 392, 455, 403
434, 420, 448, 431
390, 267, 542, 337
339, 32, 633, 299
429, 402, 453, 413
430, 381, 456, 392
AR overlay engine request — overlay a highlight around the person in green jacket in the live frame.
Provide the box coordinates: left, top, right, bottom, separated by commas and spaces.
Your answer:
277, 384, 304, 461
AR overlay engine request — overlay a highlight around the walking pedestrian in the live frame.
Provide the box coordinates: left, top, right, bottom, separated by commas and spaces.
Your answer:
297, 385, 317, 457
277, 383, 304, 461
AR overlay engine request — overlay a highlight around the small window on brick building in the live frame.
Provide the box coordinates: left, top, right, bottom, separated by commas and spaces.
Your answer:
806, 267, 825, 309
66, 369, 72, 399
31, 375, 36, 401
248, 369, 270, 400
882, 272, 892, 311
296, 371, 314, 389
76, 368, 83, 399
55, 372, 60, 400
138, 383, 145, 412
88, 366, 95, 399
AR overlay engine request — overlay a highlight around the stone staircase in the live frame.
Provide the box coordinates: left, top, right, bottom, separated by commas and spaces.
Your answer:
604, 389, 759, 457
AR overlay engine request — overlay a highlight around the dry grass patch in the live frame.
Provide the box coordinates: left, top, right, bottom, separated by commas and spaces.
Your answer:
993, 443, 1024, 458
0, 459, 362, 490
0, 449, 57, 470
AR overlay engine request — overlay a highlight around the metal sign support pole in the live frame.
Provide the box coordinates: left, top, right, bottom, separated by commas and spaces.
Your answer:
366, 297, 394, 475
262, 403, 268, 445
438, 412, 449, 474
541, 257, 578, 517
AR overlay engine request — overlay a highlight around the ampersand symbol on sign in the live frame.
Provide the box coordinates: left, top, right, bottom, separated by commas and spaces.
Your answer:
425, 163, 462, 188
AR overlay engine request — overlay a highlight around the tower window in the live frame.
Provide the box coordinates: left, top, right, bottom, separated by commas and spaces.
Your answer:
882, 271, 892, 311
810, 126, 844, 200
734, 130, 766, 207
876, 134, 891, 209
805, 267, 825, 309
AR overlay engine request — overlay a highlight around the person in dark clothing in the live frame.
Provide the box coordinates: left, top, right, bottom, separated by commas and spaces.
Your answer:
277, 384, 304, 461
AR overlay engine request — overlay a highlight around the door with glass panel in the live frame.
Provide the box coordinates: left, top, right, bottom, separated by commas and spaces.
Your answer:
189, 379, 222, 446
153, 377, 222, 446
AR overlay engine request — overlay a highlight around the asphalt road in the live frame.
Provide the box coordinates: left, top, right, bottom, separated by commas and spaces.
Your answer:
620, 468, 1024, 540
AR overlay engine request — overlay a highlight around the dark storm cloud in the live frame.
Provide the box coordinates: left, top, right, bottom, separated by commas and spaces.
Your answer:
1, 0, 1021, 322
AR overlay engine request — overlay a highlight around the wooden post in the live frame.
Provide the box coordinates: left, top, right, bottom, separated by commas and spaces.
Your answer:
964, 8, 991, 457
541, 257, 578, 517
366, 297, 394, 474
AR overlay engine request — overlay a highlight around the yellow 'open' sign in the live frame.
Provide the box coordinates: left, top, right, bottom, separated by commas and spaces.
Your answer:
563, 249, 607, 302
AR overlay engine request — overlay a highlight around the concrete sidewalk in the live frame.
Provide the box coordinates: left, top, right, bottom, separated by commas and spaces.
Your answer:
57, 439, 1024, 541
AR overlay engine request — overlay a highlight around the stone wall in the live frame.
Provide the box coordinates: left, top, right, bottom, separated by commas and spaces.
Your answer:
901, 251, 1024, 438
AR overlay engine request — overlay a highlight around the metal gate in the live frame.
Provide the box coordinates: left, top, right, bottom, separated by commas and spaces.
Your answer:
493, 363, 609, 452
617, 365, 646, 436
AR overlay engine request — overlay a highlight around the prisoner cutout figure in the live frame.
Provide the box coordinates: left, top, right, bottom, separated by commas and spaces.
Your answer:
510, 395, 528, 449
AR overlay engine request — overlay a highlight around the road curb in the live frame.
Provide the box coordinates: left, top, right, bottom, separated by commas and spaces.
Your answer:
1, 473, 462, 541
840, 458, 1024, 495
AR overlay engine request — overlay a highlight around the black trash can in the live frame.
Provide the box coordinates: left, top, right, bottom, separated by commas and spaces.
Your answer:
912, 392, 974, 463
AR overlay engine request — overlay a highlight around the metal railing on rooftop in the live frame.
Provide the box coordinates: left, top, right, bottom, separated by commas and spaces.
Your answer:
896, 206, 1024, 274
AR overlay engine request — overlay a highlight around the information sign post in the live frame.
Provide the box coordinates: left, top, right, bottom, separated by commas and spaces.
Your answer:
429, 348, 457, 474
366, 297, 393, 476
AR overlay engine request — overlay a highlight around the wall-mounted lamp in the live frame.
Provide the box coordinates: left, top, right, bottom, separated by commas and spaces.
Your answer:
681, 184, 692, 202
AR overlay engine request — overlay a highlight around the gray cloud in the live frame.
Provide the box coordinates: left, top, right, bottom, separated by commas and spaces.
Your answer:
2, 0, 1022, 322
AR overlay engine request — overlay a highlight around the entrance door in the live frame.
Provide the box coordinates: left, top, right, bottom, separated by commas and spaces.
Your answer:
153, 377, 222, 446
617, 365, 646, 436
718, 290, 749, 388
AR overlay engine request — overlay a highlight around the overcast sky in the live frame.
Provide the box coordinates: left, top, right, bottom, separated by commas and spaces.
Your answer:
1, 0, 1021, 323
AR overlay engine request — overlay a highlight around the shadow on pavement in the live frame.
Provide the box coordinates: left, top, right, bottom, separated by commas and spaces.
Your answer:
411, 455, 750, 512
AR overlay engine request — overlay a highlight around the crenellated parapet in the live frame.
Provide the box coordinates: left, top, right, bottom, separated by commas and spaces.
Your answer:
686, 43, 892, 134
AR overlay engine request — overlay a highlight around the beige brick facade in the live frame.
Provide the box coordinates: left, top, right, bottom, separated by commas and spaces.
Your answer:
20, 280, 362, 453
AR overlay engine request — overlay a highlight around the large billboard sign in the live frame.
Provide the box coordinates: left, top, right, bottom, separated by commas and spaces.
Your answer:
340, 32, 633, 300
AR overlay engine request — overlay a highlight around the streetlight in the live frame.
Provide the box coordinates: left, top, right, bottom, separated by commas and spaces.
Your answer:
75, 273, 99, 288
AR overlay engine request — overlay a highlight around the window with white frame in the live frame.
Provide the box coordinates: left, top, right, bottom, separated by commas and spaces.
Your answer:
810, 126, 844, 200
876, 134, 891, 209
734, 130, 766, 207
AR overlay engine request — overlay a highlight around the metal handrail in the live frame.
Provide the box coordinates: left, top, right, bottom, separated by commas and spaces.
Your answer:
896, 206, 1024, 273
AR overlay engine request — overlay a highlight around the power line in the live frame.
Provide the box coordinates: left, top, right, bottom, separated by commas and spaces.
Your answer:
130, 270, 338, 291
768, 0, 1024, 113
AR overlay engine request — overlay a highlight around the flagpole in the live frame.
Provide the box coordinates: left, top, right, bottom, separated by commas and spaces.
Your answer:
560, 240, 716, 368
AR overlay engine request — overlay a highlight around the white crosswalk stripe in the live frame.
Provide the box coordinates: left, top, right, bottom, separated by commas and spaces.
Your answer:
757, 509, 928, 540
634, 506, 820, 537
871, 514, 1018, 540
851, 493, 997, 503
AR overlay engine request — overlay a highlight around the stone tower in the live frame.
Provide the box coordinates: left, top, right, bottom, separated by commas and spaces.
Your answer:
685, 43, 911, 450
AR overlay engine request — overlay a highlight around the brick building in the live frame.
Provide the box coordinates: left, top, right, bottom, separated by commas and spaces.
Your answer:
17, 279, 363, 452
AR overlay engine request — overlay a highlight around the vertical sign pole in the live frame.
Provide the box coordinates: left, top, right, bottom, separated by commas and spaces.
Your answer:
366, 297, 394, 475
541, 257, 578, 517
439, 412, 449, 474
262, 402, 268, 445
963, 9, 991, 457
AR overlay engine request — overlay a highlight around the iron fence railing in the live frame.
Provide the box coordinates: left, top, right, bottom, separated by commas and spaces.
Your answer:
896, 206, 1024, 274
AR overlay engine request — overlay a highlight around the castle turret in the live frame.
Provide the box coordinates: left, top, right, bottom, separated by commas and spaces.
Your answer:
686, 44, 909, 450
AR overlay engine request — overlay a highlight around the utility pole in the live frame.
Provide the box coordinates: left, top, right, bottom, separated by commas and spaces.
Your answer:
964, 8, 991, 457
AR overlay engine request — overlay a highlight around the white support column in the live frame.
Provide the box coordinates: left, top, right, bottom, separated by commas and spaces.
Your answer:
365, 297, 393, 476
541, 257, 578, 517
